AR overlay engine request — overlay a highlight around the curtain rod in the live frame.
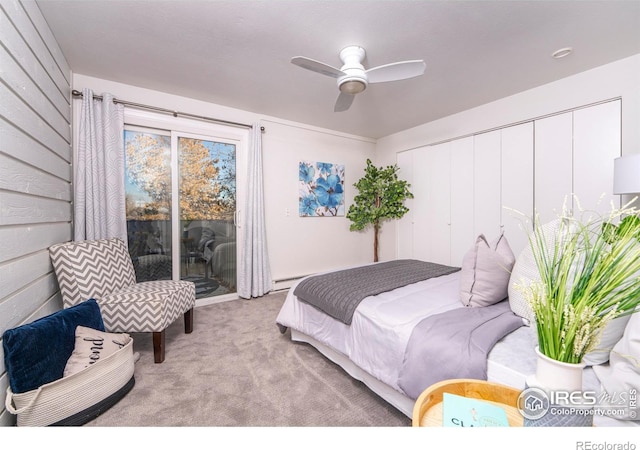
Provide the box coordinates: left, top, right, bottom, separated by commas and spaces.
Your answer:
71, 89, 264, 131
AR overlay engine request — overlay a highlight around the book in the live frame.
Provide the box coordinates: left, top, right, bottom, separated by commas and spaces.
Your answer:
442, 392, 510, 427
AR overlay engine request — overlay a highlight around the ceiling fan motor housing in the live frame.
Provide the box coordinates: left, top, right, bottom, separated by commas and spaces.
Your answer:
337, 46, 368, 94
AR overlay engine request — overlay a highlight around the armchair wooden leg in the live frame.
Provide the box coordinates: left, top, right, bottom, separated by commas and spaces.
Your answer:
184, 308, 194, 334
153, 330, 165, 363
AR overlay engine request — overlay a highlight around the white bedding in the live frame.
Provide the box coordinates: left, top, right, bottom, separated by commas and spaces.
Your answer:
277, 271, 536, 393
276, 269, 638, 426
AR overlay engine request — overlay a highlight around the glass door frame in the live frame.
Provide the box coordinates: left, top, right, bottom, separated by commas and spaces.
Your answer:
124, 108, 247, 304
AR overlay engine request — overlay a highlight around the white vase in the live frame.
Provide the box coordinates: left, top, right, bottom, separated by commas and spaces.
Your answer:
526, 346, 585, 393
523, 346, 593, 427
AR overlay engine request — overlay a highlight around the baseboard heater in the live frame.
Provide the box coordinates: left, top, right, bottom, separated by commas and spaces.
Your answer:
272, 274, 311, 291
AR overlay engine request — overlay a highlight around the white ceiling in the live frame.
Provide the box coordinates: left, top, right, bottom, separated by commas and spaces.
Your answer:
36, 0, 640, 139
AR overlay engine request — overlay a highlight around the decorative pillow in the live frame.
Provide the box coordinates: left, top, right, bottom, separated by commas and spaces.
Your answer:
592, 311, 640, 420
63, 326, 131, 377
508, 218, 633, 364
507, 250, 538, 325
508, 219, 563, 325
583, 314, 633, 366
2, 299, 105, 394
459, 233, 516, 307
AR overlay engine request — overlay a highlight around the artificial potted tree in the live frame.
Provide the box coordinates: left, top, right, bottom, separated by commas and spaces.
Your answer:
346, 159, 413, 262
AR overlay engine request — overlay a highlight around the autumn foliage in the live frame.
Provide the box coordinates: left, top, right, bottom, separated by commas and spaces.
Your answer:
125, 133, 235, 221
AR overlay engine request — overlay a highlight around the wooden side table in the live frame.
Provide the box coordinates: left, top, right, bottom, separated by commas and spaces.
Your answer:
412, 379, 524, 427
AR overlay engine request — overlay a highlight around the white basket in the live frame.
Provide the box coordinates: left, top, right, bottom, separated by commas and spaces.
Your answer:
5, 339, 135, 426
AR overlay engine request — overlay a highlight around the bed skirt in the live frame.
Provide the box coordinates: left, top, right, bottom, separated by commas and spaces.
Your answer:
290, 329, 415, 417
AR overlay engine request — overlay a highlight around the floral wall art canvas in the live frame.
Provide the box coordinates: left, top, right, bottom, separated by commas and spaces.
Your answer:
299, 161, 345, 217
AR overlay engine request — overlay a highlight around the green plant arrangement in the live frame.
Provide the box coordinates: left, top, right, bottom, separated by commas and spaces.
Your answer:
520, 198, 640, 364
346, 159, 413, 262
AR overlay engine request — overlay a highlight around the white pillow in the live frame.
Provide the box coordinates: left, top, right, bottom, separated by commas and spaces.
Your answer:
508, 250, 538, 325
459, 233, 516, 307
593, 312, 640, 420
508, 219, 564, 325
63, 326, 131, 377
583, 315, 633, 366
508, 218, 634, 364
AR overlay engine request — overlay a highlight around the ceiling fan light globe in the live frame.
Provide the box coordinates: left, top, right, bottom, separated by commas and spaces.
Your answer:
339, 80, 366, 95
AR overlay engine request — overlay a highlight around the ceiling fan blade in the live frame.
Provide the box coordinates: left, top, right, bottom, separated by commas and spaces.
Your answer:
291, 56, 345, 78
365, 60, 426, 84
334, 92, 355, 112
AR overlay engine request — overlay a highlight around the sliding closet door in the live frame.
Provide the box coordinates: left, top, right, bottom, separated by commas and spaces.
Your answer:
411, 147, 435, 262
398, 140, 466, 265
395, 101, 620, 265
396, 150, 414, 259
573, 100, 621, 215
534, 112, 573, 223
473, 130, 502, 241
425, 142, 452, 265
399, 144, 452, 264
535, 101, 621, 224
450, 136, 474, 266
501, 122, 533, 257
408, 148, 430, 261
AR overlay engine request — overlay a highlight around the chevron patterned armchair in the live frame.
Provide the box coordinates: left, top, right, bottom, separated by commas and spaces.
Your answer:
49, 238, 195, 363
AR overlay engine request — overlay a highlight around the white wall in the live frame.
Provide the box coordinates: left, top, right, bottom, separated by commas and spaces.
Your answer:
375, 53, 640, 262
0, 0, 72, 426
262, 121, 374, 285
71, 74, 377, 289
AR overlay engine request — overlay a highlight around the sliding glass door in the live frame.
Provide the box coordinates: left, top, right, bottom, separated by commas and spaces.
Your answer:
124, 128, 173, 282
124, 125, 238, 299
176, 134, 237, 297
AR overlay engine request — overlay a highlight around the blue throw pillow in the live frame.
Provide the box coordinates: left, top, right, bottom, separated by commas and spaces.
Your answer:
2, 299, 105, 394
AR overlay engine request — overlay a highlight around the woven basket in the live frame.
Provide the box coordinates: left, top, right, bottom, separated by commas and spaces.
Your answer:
5, 339, 135, 426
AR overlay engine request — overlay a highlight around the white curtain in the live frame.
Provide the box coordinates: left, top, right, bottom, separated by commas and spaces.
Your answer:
238, 124, 272, 298
74, 88, 127, 243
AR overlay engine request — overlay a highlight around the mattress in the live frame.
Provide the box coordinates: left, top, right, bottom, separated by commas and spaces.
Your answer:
276, 270, 637, 427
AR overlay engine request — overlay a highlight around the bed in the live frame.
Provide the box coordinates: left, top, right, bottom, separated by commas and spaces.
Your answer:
276, 241, 640, 427
276, 262, 536, 415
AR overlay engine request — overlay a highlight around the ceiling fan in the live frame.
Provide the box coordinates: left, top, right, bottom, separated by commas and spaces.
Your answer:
291, 45, 426, 112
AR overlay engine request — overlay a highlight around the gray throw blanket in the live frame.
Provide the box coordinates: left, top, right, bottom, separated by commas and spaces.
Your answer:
398, 300, 523, 400
293, 259, 460, 325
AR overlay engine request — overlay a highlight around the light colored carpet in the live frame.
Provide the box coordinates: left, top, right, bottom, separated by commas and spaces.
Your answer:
86, 290, 411, 427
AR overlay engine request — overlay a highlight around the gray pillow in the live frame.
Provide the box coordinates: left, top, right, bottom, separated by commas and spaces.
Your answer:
459, 233, 516, 307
